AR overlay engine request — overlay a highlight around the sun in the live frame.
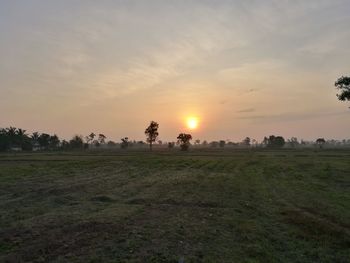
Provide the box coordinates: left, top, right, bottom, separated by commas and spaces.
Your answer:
187, 117, 198, 130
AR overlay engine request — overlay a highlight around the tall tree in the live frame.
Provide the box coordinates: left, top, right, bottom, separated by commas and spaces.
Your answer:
85, 132, 96, 145
177, 133, 192, 151
334, 76, 350, 107
0, 128, 10, 151
17, 129, 32, 151
49, 134, 60, 149
31, 132, 40, 146
145, 121, 159, 151
38, 133, 50, 150
69, 135, 84, 149
16, 128, 27, 149
5, 127, 17, 148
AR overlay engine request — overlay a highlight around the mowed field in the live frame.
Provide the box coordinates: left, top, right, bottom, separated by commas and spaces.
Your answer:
0, 149, 349, 262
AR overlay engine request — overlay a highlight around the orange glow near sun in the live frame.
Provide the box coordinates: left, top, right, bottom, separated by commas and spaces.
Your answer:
187, 117, 198, 130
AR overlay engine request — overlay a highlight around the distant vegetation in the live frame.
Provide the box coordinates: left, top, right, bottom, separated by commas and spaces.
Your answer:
1, 126, 350, 152
263, 135, 285, 148
177, 133, 192, 151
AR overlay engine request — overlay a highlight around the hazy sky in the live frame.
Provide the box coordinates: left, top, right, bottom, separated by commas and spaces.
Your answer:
1, 0, 349, 142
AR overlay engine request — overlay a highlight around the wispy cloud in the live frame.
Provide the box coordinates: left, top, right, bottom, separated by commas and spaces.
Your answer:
238, 110, 348, 123
237, 108, 255, 113
1, 0, 349, 139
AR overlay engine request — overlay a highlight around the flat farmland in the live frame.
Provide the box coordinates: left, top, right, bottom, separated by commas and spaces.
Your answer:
0, 149, 349, 262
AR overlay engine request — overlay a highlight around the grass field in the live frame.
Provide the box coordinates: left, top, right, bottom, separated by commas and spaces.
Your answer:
0, 149, 349, 262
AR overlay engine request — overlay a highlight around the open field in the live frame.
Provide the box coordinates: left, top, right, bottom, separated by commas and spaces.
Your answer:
0, 149, 349, 262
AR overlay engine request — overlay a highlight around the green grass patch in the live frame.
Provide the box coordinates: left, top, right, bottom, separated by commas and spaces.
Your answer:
0, 150, 349, 262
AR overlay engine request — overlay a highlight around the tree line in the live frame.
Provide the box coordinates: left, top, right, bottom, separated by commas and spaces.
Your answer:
1, 124, 349, 152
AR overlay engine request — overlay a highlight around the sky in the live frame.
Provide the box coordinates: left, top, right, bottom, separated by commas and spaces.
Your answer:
0, 0, 349, 142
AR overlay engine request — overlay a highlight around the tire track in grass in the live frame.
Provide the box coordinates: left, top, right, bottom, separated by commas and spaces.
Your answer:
201, 159, 219, 172
187, 158, 209, 171
254, 160, 350, 260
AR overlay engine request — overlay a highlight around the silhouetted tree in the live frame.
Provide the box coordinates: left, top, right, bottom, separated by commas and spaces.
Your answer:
121, 137, 129, 149
21, 137, 33, 151
168, 142, 175, 149
98, 134, 106, 144
0, 129, 9, 151
61, 140, 69, 150
16, 128, 27, 145
0, 127, 31, 151
262, 136, 269, 146
137, 141, 146, 146
210, 141, 219, 148
85, 132, 96, 145
242, 137, 251, 146
49, 134, 60, 150
14, 128, 32, 150
38, 133, 50, 150
92, 140, 100, 147
107, 140, 116, 146
266, 135, 285, 148
69, 135, 84, 149
145, 121, 159, 151
227, 141, 238, 147
219, 140, 226, 148
31, 132, 40, 147
316, 138, 326, 148
6, 127, 18, 148
251, 139, 257, 147
177, 133, 192, 151
335, 76, 350, 106
288, 137, 299, 148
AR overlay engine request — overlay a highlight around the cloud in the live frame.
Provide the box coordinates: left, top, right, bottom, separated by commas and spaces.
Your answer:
237, 108, 255, 113
1, 0, 350, 139
238, 110, 348, 123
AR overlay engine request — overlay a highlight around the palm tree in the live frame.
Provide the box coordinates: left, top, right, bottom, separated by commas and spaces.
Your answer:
16, 128, 28, 149
30, 132, 40, 150
49, 135, 60, 149
5, 127, 18, 148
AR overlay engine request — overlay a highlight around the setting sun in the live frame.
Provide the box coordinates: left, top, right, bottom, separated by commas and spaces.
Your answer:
187, 117, 198, 130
